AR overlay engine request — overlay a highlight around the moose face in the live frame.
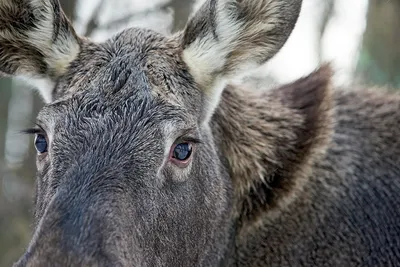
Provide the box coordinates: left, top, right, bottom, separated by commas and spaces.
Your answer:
21, 29, 233, 266
0, 0, 302, 266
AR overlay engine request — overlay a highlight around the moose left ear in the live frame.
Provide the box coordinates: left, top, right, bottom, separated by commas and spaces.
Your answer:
241, 64, 334, 221
180, 0, 302, 120
0, 0, 81, 103
211, 65, 334, 222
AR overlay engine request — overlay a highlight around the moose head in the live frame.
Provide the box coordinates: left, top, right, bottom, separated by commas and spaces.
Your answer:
0, 0, 304, 266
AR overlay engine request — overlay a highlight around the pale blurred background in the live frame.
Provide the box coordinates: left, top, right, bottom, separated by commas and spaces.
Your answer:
1, 0, 399, 265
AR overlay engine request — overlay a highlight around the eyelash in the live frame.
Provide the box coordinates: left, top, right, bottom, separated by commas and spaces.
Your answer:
21, 126, 45, 135
175, 136, 202, 145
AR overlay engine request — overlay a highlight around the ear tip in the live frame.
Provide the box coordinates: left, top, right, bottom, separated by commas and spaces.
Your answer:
273, 63, 334, 113
317, 63, 334, 82
298, 63, 334, 95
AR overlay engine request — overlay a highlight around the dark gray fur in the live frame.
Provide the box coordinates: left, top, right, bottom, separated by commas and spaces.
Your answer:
0, 0, 399, 266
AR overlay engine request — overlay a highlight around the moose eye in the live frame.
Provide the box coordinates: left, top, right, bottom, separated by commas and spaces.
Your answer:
170, 142, 193, 166
34, 134, 48, 154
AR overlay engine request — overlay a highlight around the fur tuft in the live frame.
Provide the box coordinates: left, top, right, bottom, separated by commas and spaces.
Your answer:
180, 0, 302, 122
0, 0, 81, 102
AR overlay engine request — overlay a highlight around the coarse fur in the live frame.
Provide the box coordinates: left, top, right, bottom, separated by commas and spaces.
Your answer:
0, 0, 399, 266
215, 68, 400, 266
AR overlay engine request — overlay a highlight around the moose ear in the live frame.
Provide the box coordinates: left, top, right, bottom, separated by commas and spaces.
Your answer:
180, 0, 302, 119
215, 65, 334, 222
0, 0, 81, 103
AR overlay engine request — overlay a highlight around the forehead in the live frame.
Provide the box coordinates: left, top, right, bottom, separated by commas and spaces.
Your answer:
48, 28, 202, 121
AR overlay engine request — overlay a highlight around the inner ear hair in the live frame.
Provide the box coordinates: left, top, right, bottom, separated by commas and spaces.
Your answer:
179, 0, 302, 123
0, 0, 81, 102
181, 0, 302, 85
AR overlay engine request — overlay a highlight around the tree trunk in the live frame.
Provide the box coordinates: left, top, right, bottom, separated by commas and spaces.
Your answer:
357, 0, 400, 88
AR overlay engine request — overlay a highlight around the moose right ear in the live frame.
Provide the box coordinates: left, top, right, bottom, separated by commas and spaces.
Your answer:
180, 0, 302, 121
0, 0, 81, 103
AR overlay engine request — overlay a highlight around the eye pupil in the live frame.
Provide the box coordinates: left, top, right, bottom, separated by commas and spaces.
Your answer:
173, 143, 192, 161
34, 134, 48, 154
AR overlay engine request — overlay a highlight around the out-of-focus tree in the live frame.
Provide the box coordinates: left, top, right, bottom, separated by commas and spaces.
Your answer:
62, 0, 78, 20
357, 0, 400, 88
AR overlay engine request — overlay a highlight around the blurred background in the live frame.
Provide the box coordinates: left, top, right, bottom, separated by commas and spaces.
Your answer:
0, 0, 399, 265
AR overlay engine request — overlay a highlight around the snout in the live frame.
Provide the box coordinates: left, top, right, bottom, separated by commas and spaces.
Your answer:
13, 228, 115, 267
13, 191, 135, 267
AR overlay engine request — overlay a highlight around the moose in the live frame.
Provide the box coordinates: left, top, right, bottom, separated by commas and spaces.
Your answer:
1, 0, 400, 266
